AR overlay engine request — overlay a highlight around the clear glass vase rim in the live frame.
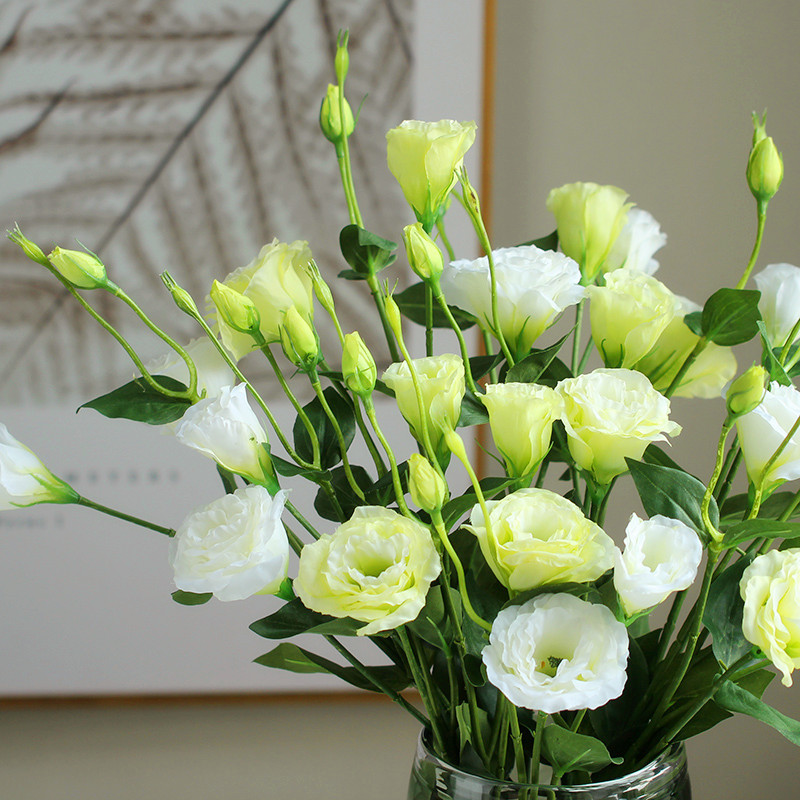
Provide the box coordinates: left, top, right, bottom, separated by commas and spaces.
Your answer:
415, 730, 686, 792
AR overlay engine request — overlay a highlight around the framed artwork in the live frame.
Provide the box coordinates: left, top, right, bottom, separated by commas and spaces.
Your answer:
0, 0, 486, 695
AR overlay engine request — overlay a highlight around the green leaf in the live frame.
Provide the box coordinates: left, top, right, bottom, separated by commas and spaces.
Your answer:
515, 230, 559, 252
393, 281, 476, 330
407, 584, 462, 648
684, 310, 703, 337
270, 453, 331, 482
703, 557, 753, 669
313, 464, 373, 522
721, 490, 800, 522
643, 443, 690, 474
715, 680, 800, 745
469, 352, 504, 381
339, 224, 397, 277
254, 643, 410, 693
292, 387, 356, 470
542, 726, 622, 779
627, 459, 717, 538
758, 321, 794, 386
699, 288, 761, 346
506, 335, 573, 385
441, 477, 516, 530
723, 519, 800, 549
455, 703, 492, 756
171, 590, 212, 606
79, 375, 191, 425
249, 597, 364, 638
457, 391, 489, 427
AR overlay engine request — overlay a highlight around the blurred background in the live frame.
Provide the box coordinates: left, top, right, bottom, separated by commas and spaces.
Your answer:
3, 1, 800, 797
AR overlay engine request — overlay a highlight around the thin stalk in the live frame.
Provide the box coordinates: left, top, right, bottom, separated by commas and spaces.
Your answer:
76, 496, 175, 537
284, 524, 304, 556
509, 705, 528, 784
482, 328, 499, 383
779, 316, 800, 365
433, 285, 478, 393
285, 500, 320, 541
779, 484, 800, 522
436, 218, 456, 261
702, 421, 733, 541
425, 282, 434, 357
529, 710, 546, 785
363, 397, 410, 516
571, 299, 585, 375
750, 411, 800, 518
714, 437, 741, 503
735, 205, 767, 290
654, 590, 686, 664
365, 273, 401, 363
664, 337, 708, 398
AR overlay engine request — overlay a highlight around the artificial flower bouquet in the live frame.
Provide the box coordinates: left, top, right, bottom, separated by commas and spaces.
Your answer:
4, 32, 800, 791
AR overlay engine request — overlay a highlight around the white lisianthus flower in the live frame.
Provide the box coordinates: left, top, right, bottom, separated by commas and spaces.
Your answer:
479, 383, 563, 478
294, 507, 441, 636
736, 381, 800, 490
465, 488, 615, 592
213, 239, 314, 358
441, 245, 584, 358
587, 270, 678, 368
382, 354, 464, 462
740, 548, 800, 686
170, 485, 289, 601
482, 593, 629, 713
0, 424, 77, 510
143, 337, 234, 400
386, 119, 477, 227
613, 514, 703, 616
754, 263, 800, 349
557, 369, 681, 484
604, 208, 667, 275
172, 384, 271, 484
636, 296, 737, 399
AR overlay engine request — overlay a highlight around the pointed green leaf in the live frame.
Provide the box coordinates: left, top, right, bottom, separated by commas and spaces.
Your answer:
339, 224, 397, 277
542, 726, 622, 779
505, 332, 572, 385
171, 590, 212, 606
699, 288, 761, 346
703, 557, 753, 669
79, 375, 191, 425
249, 597, 364, 638
715, 680, 800, 745
393, 281, 476, 329
723, 519, 800, 549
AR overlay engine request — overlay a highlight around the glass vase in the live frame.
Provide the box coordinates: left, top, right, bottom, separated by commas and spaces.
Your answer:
407, 731, 691, 800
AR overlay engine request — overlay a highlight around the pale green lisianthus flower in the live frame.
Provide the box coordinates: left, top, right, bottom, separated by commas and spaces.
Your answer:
479, 383, 563, 478
754, 263, 800, 349
0, 423, 77, 510
170, 485, 289, 602
557, 369, 681, 484
482, 593, 629, 713
740, 548, 800, 686
465, 488, 615, 592
295, 507, 441, 636
212, 239, 314, 359
604, 208, 666, 275
386, 119, 477, 229
382, 354, 465, 462
546, 181, 631, 281
587, 270, 677, 368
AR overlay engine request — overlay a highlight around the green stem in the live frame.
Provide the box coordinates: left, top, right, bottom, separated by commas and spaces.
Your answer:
664, 337, 708, 398
571, 299, 585, 375
654, 590, 686, 664
365, 273, 401, 363
735, 205, 767, 290
530, 710, 546, 785
702, 421, 733, 542
425, 282, 434, 357
76, 496, 175, 537
436, 218, 456, 261
363, 397, 410, 516
482, 328, 500, 384
509, 704, 528, 784
433, 286, 478, 393
750, 411, 800, 518
285, 500, 320, 541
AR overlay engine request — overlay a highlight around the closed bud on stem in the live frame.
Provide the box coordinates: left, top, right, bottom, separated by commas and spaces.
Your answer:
210, 280, 261, 335
403, 222, 444, 283
342, 331, 376, 397
161, 272, 201, 318
747, 113, 783, 205
48, 246, 108, 290
726, 364, 768, 419
408, 453, 447, 512
320, 84, 355, 144
384, 292, 404, 341
444, 428, 470, 465
7, 226, 49, 266
280, 305, 320, 368
306, 260, 336, 316
335, 30, 349, 84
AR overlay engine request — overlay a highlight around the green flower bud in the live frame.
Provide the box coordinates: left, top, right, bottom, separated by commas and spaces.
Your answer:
210, 280, 261, 335
384, 293, 403, 340
342, 331, 376, 397
408, 453, 447, 512
7, 226, 49, 266
726, 364, 768, 418
403, 222, 444, 283
48, 246, 108, 290
162, 272, 200, 318
747, 115, 783, 204
335, 30, 349, 84
280, 305, 320, 368
306, 260, 336, 316
319, 84, 355, 144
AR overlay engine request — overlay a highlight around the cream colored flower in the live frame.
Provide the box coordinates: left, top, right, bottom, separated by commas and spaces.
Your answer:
740, 548, 800, 686
382, 354, 465, 461
295, 506, 441, 636
613, 514, 702, 616
213, 239, 314, 358
0, 423, 77, 510
546, 182, 631, 281
587, 271, 678, 368
737, 382, 800, 490
482, 593, 629, 713
143, 337, 234, 400
465, 488, 615, 592
604, 208, 666, 275
441, 245, 584, 357
479, 383, 563, 478
755, 263, 800, 349
172, 384, 271, 484
557, 369, 681, 484
170, 486, 289, 601
635, 296, 737, 399
386, 119, 477, 226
